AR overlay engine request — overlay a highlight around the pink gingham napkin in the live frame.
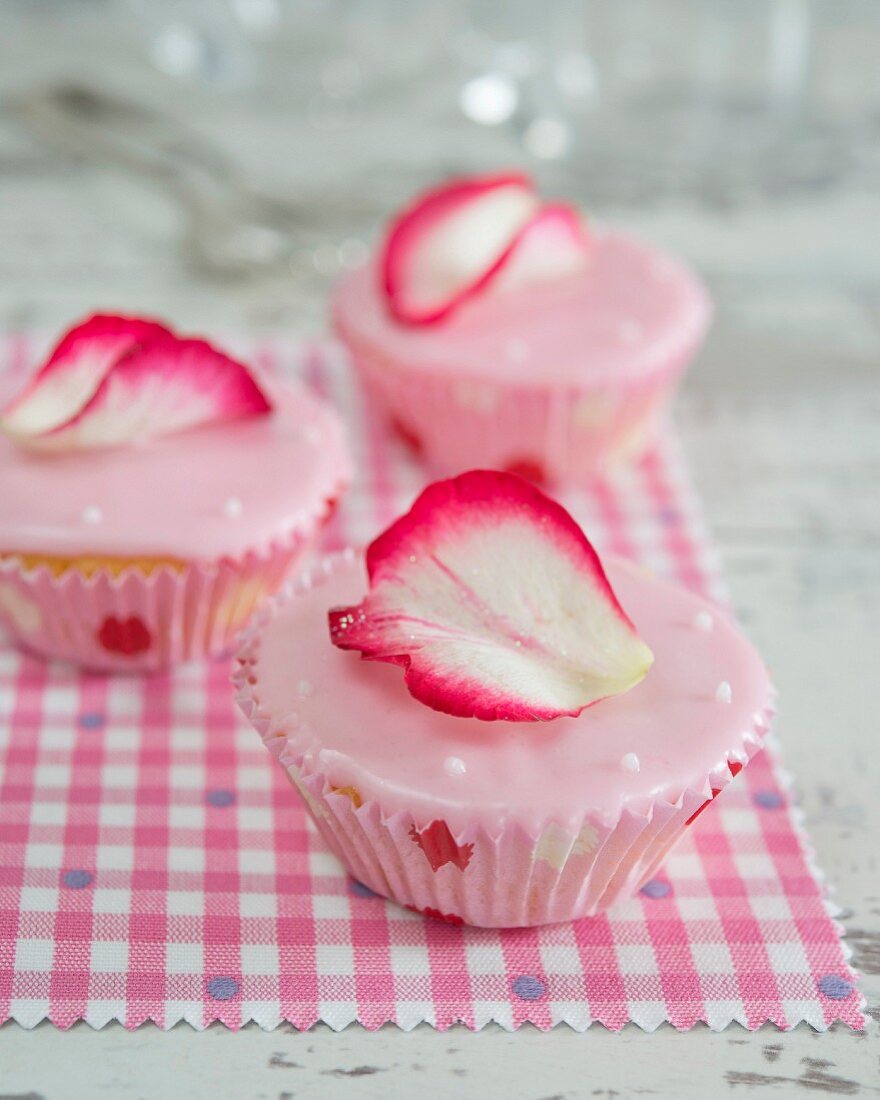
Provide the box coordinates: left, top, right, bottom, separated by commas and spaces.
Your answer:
0, 338, 866, 1031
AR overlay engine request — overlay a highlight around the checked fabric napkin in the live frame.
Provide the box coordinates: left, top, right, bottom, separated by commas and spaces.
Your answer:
0, 336, 866, 1031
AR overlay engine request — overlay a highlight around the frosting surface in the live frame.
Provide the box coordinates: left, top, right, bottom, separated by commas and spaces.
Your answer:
333, 231, 711, 386
251, 555, 770, 833
0, 379, 350, 560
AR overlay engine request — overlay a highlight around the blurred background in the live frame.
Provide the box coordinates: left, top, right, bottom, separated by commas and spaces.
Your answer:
0, 0, 878, 1017
0, 0, 878, 333
0, 0, 877, 572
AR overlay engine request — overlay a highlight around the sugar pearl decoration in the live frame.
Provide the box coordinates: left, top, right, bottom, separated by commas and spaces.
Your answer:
296, 679, 314, 699
505, 337, 529, 363
81, 505, 103, 525
621, 752, 641, 773
304, 424, 321, 446
224, 497, 243, 519
651, 256, 675, 281
715, 680, 732, 704
618, 320, 642, 343
692, 610, 714, 632
444, 756, 467, 777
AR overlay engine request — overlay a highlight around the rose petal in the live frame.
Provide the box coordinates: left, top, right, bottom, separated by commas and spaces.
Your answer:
329, 470, 654, 721
380, 176, 591, 326
30, 335, 272, 450
381, 173, 539, 325
1, 313, 172, 438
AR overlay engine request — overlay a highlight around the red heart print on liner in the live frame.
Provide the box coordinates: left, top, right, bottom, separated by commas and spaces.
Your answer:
98, 615, 152, 657
390, 416, 424, 457
406, 904, 465, 925
502, 458, 547, 486
409, 820, 474, 872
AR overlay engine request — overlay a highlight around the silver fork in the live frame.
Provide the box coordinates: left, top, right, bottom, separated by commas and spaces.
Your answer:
7, 81, 341, 279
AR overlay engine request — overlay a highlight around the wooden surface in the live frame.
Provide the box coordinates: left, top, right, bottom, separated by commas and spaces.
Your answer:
0, 6, 877, 1097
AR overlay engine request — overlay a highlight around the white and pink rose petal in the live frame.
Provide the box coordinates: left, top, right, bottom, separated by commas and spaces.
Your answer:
31, 337, 272, 450
380, 174, 590, 326
0, 313, 172, 439
329, 470, 653, 722
1, 314, 273, 450
382, 173, 539, 325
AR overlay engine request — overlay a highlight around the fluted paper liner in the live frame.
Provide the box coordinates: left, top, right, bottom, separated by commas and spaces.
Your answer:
0, 524, 330, 673
234, 555, 773, 928
334, 319, 707, 484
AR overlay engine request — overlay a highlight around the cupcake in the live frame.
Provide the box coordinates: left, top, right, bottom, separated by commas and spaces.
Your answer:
0, 313, 351, 672
332, 172, 711, 484
236, 471, 772, 927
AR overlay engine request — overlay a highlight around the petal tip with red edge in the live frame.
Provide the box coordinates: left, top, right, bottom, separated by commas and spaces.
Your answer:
0, 312, 173, 439
328, 470, 653, 722
382, 172, 538, 325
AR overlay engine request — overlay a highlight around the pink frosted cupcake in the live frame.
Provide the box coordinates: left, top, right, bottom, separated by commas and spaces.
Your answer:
0, 313, 351, 672
332, 172, 711, 484
236, 471, 772, 927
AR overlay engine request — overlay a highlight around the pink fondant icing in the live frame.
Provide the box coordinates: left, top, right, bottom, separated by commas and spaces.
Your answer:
249, 554, 771, 835
0, 379, 350, 561
333, 231, 710, 387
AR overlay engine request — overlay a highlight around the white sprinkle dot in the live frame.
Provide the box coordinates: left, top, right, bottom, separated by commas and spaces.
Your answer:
651, 256, 676, 281
304, 424, 321, 446
224, 497, 244, 519
715, 680, 732, 704
692, 610, 714, 632
81, 505, 103, 525
621, 752, 640, 773
505, 338, 530, 364
618, 320, 642, 343
296, 679, 314, 699
444, 756, 467, 777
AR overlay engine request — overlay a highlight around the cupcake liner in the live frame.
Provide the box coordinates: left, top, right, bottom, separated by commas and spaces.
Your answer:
0, 529, 319, 673
336, 325, 703, 484
234, 558, 774, 928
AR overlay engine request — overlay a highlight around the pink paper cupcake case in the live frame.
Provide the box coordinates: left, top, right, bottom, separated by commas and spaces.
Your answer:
234, 564, 774, 928
0, 527, 326, 673
335, 325, 705, 485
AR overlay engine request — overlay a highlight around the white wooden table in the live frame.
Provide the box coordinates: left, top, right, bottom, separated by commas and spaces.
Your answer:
0, 6, 877, 1096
